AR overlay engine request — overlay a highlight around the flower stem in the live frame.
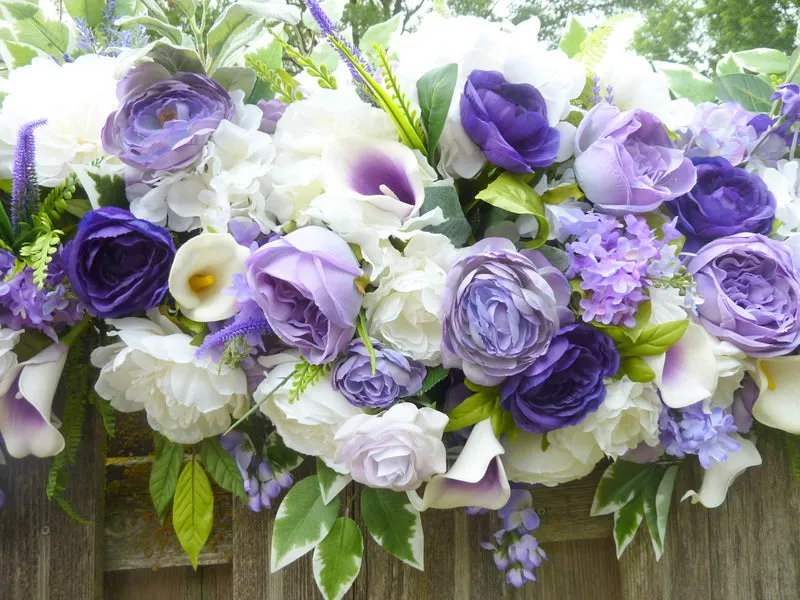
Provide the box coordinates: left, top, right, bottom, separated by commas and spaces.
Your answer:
60, 315, 91, 347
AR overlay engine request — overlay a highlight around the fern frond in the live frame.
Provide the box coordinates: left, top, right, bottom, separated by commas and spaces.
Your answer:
18, 212, 62, 288
90, 390, 116, 439
374, 45, 426, 142
39, 173, 78, 221
576, 13, 639, 73
267, 33, 338, 90
288, 359, 331, 404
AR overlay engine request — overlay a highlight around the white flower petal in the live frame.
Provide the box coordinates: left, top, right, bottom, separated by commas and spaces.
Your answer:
752, 355, 800, 434
682, 435, 761, 508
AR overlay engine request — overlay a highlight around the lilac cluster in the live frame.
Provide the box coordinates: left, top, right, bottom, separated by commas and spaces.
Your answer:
0, 249, 83, 339
563, 213, 680, 327
481, 490, 547, 588
220, 432, 293, 512
72, 0, 147, 58
659, 402, 741, 469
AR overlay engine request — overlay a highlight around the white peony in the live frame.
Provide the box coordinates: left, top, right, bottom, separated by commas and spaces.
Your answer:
0, 55, 122, 186
256, 352, 362, 473
390, 15, 585, 178
363, 232, 459, 365
91, 311, 248, 443
270, 87, 397, 221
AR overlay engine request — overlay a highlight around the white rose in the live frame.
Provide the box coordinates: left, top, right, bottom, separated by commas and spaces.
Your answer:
0, 55, 122, 186
256, 353, 362, 473
334, 403, 448, 491
91, 312, 248, 443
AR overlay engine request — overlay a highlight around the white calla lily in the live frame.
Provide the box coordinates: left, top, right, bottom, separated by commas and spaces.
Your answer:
0, 344, 68, 458
411, 419, 510, 511
169, 232, 250, 323
752, 355, 800, 434
681, 434, 761, 508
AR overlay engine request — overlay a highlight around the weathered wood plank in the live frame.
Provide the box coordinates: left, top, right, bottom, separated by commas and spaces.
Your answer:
0, 411, 106, 600
104, 565, 233, 600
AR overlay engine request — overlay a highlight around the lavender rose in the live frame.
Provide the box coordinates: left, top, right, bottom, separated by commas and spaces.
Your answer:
500, 324, 619, 433
574, 103, 696, 213
64, 207, 175, 318
441, 238, 572, 386
102, 62, 235, 172
331, 339, 426, 409
460, 70, 560, 173
245, 226, 362, 365
668, 157, 776, 252
688, 233, 800, 357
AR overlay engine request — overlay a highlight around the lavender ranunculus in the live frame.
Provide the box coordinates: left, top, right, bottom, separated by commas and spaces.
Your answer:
441, 238, 572, 386
668, 156, 776, 252
256, 99, 286, 134
245, 226, 362, 365
688, 233, 800, 357
102, 62, 235, 172
771, 83, 800, 122
500, 325, 619, 433
574, 103, 696, 214
64, 207, 175, 318
460, 70, 560, 173
331, 339, 426, 409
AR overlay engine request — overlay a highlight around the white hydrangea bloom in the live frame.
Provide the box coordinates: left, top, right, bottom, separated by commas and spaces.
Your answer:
0, 55, 122, 186
91, 311, 248, 444
749, 159, 800, 236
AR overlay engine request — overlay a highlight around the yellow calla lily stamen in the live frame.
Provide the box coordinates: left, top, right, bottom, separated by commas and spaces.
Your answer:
760, 362, 776, 391
189, 273, 215, 293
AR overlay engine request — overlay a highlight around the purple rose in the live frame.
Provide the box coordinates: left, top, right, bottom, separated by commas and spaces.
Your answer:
331, 339, 426, 409
460, 70, 560, 173
574, 103, 696, 214
64, 207, 175, 318
256, 99, 286, 134
668, 156, 776, 252
688, 233, 800, 357
244, 226, 362, 364
102, 62, 235, 172
441, 238, 572, 386
771, 83, 800, 122
500, 324, 619, 433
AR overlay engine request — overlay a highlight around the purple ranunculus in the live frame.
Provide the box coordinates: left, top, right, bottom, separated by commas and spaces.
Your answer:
460, 70, 560, 173
256, 99, 286, 134
102, 62, 235, 172
441, 238, 572, 386
331, 338, 426, 409
771, 83, 800, 122
688, 233, 800, 357
668, 156, 776, 252
500, 324, 619, 433
244, 226, 362, 365
574, 103, 696, 214
64, 207, 175, 318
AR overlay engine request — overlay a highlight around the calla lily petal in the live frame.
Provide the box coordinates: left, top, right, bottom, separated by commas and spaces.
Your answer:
681, 434, 761, 508
752, 355, 800, 434
0, 344, 68, 458
416, 419, 511, 511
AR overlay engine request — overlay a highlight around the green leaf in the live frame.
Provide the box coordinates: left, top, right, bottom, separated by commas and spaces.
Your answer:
591, 460, 658, 516
617, 319, 689, 357
149, 433, 185, 524
174, 0, 198, 20
536, 244, 569, 272
137, 0, 170, 22
271, 475, 341, 572
786, 47, 800, 84
358, 13, 403, 57
476, 173, 544, 215
732, 48, 788, 74
173, 459, 214, 569
206, 4, 264, 72
360, 487, 423, 570
9, 6, 70, 58
619, 356, 656, 383
356, 312, 377, 375
419, 185, 471, 247
444, 390, 497, 432
415, 366, 449, 397
150, 43, 205, 75
317, 457, 351, 505
0, 39, 40, 68
559, 16, 587, 58
643, 465, 678, 560
313, 518, 364, 600
714, 73, 773, 113
88, 173, 128, 209
199, 437, 246, 500
716, 52, 742, 76
653, 61, 716, 103
0, 200, 14, 247
541, 183, 584, 205
212, 66, 257, 95
114, 15, 184, 46
64, 0, 105, 27
613, 493, 645, 558
416, 63, 458, 157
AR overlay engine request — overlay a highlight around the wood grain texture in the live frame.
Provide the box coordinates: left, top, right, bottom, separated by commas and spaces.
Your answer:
104, 565, 233, 600
0, 412, 106, 600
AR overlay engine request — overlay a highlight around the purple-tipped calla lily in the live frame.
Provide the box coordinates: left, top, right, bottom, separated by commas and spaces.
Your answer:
0, 344, 67, 458
320, 137, 425, 220
409, 419, 511, 511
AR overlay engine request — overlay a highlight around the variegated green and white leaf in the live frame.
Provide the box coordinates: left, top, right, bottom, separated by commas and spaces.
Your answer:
270, 475, 340, 572
613, 493, 645, 558
317, 458, 351, 505
591, 460, 657, 516
173, 459, 214, 569
643, 465, 679, 560
313, 518, 363, 600
361, 488, 424, 570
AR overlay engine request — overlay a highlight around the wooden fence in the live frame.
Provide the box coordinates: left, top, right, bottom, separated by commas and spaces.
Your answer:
1, 410, 798, 599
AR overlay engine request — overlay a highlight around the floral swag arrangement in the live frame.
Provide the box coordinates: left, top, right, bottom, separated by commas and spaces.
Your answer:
1, 0, 799, 596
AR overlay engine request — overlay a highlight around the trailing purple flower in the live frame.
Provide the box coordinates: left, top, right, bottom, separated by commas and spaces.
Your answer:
11, 119, 46, 234
220, 432, 293, 512
659, 402, 741, 468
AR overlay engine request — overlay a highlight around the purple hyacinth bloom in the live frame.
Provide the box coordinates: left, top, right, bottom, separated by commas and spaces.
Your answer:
331, 338, 426, 409
102, 62, 235, 172
668, 156, 776, 253
659, 402, 741, 469
501, 324, 619, 433
441, 238, 572, 386
256, 99, 286, 134
11, 119, 46, 233
574, 103, 696, 214
771, 83, 800, 122
460, 70, 560, 173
